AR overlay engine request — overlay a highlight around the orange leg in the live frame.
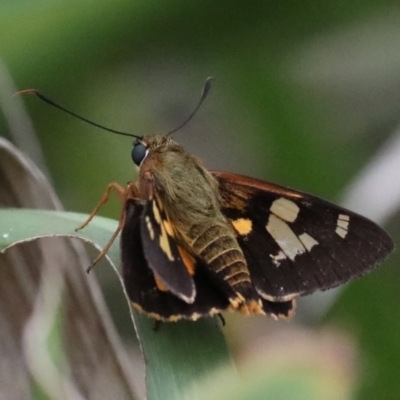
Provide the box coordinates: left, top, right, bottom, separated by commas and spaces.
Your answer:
86, 205, 127, 273
76, 181, 140, 273
75, 182, 127, 231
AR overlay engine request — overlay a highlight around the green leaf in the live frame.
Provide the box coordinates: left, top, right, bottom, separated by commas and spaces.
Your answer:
0, 209, 236, 400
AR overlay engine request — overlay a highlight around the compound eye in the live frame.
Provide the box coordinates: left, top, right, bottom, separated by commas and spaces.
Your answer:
131, 142, 148, 166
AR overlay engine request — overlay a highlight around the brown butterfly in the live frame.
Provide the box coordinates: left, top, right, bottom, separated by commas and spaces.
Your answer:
98, 136, 393, 321
21, 80, 394, 322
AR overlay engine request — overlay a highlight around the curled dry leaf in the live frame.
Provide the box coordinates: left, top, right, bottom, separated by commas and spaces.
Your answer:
0, 138, 140, 399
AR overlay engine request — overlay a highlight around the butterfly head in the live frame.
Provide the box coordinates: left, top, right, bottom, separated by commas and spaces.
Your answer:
131, 135, 178, 168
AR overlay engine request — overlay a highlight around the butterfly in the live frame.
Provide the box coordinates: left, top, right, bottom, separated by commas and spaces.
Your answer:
20, 81, 394, 322
77, 134, 393, 322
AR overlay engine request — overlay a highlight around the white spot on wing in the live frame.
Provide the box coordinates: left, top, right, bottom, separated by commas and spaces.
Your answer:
336, 214, 350, 238
270, 198, 300, 223
266, 214, 305, 260
258, 290, 297, 302
270, 250, 287, 266
298, 232, 319, 251
337, 219, 349, 229
336, 226, 347, 238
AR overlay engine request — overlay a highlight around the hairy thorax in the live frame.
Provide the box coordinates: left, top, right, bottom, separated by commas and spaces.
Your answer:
138, 135, 225, 232
137, 135, 253, 296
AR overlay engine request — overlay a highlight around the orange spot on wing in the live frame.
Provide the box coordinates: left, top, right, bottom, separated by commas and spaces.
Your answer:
240, 300, 264, 315
177, 246, 196, 276
164, 220, 174, 236
154, 275, 169, 292
231, 218, 252, 236
228, 295, 264, 315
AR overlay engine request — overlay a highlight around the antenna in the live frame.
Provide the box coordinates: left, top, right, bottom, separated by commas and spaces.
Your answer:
17, 77, 214, 139
16, 89, 141, 139
166, 76, 214, 136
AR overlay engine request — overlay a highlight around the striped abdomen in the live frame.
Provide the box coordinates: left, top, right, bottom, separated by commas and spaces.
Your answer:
188, 222, 251, 291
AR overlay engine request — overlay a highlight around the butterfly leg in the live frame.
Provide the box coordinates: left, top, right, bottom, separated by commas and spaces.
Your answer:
77, 181, 140, 272
85, 202, 127, 273
75, 182, 127, 231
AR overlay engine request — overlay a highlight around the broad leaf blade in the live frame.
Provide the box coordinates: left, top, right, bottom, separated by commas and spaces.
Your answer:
0, 209, 236, 400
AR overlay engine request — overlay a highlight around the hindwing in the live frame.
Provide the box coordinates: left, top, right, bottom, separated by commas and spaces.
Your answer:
121, 199, 231, 320
122, 198, 296, 320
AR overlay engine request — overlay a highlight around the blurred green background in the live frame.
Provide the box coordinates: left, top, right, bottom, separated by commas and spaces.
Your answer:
0, 1, 399, 399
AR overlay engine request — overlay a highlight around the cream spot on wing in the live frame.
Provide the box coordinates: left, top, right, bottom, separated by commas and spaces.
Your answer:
338, 214, 349, 221
229, 293, 245, 309
231, 218, 252, 236
191, 313, 201, 321
258, 290, 298, 302
337, 220, 349, 229
152, 200, 161, 223
336, 214, 350, 238
266, 214, 305, 260
270, 198, 300, 223
159, 224, 174, 261
145, 216, 154, 240
336, 226, 347, 239
164, 219, 174, 237
337, 214, 349, 229
151, 200, 174, 261
298, 232, 319, 251
270, 250, 287, 266
209, 308, 220, 317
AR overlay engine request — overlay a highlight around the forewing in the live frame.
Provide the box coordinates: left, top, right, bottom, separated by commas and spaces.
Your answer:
140, 195, 196, 303
213, 171, 394, 301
